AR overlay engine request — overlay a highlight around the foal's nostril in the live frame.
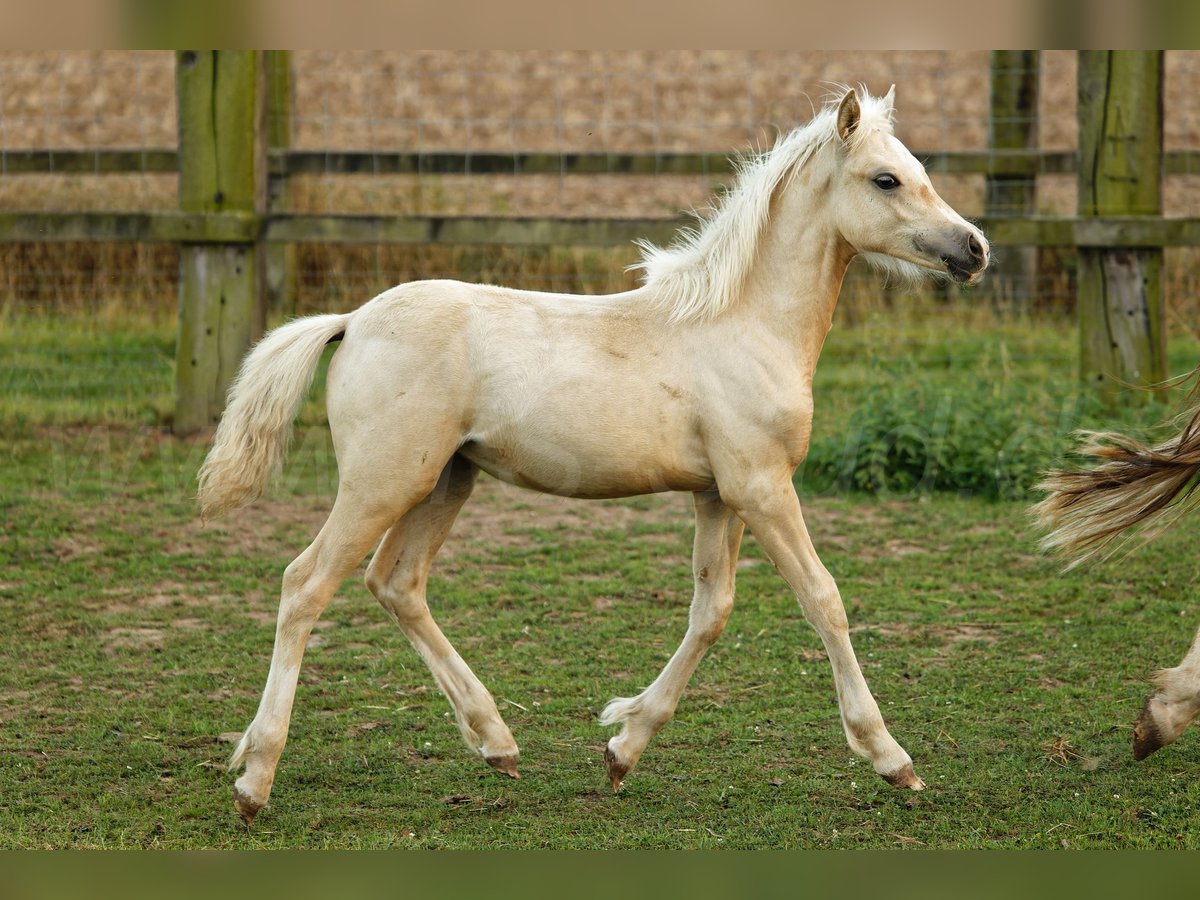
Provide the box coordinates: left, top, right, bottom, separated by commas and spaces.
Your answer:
967, 232, 985, 262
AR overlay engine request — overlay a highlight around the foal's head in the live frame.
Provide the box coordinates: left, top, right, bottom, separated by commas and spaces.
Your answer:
825, 87, 989, 284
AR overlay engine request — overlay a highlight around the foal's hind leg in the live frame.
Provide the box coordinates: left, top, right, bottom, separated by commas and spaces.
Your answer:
364, 456, 520, 776
601, 490, 744, 790
228, 488, 404, 825
1134, 625, 1200, 760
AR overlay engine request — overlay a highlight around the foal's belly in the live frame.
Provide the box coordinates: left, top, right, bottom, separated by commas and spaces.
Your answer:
457, 436, 715, 500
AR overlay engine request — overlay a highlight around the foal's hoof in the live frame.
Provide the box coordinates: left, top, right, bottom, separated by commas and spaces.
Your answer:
604, 743, 630, 792
880, 763, 925, 791
485, 753, 521, 779
1133, 700, 1166, 761
233, 787, 263, 827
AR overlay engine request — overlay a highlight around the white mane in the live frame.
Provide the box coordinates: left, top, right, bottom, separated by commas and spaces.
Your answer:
633, 86, 897, 324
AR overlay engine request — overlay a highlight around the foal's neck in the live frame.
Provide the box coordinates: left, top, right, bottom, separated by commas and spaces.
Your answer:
739, 186, 853, 378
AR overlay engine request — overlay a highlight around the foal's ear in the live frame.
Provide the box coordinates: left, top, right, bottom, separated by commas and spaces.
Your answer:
836, 89, 861, 142
883, 84, 896, 109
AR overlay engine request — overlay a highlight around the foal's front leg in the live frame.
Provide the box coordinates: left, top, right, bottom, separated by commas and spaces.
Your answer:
600, 490, 744, 789
1133, 625, 1200, 759
724, 473, 922, 790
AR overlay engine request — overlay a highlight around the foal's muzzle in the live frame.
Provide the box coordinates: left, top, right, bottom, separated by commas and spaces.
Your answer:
941, 229, 989, 284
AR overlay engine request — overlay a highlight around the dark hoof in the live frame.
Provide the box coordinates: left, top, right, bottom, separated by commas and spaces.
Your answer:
233, 787, 262, 827
604, 743, 630, 792
880, 763, 925, 791
485, 753, 521, 779
1133, 699, 1166, 761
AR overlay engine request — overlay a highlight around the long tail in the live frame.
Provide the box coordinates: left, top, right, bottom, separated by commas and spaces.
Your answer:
197, 313, 351, 519
1032, 383, 1200, 567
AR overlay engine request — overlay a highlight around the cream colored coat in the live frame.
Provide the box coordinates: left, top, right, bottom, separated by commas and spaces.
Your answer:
198, 87, 989, 825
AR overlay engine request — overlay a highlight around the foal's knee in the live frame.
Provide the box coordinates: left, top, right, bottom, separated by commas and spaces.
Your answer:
799, 579, 848, 635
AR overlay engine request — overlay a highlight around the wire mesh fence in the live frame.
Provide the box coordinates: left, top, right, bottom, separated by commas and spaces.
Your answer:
3, 51, 1200, 332
0, 51, 1198, 313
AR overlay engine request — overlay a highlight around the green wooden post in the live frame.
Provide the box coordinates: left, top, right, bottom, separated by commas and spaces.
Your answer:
174, 50, 266, 435
987, 50, 1040, 307
265, 50, 297, 315
1077, 50, 1166, 404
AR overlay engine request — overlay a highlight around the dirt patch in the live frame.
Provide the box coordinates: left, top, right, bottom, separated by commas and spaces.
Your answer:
850, 622, 914, 639
0, 689, 37, 719
937, 624, 1000, 646
443, 478, 691, 559
801, 500, 930, 560
884, 540, 925, 558
804, 500, 896, 529
100, 600, 211, 647
98, 580, 211, 615
852, 621, 1003, 656
52, 536, 103, 562
184, 496, 334, 558
104, 627, 165, 652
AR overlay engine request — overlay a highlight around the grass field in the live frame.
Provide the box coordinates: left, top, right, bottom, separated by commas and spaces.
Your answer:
4, 303, 1200, 849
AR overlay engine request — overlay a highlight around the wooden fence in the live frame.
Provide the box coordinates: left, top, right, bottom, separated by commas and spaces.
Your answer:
0, 51, 1181, 429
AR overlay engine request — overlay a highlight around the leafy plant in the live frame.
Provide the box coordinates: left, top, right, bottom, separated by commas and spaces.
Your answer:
802, 362, 1145, 500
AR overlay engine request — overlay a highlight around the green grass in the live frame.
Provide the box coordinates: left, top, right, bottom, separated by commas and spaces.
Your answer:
4, 302, 1200, 848
0, 309, 178, 428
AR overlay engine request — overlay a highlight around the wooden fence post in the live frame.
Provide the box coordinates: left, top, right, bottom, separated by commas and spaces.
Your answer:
1077, 50, 1166, 404
987, 50, 1040, 307
265, 50, 297, 315
174, 50, 266, 435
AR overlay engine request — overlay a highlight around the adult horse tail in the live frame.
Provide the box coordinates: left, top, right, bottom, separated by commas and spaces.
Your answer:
197, 313, 351, 520
1033, 376, 1200, 567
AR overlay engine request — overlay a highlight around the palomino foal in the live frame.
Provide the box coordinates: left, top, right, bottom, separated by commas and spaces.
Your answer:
198, 87, 988, 825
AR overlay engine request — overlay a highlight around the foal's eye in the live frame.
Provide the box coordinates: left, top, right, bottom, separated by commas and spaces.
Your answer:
873, 174, 900, 191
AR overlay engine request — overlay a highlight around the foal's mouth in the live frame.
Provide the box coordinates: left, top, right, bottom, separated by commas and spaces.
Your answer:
943, 256, 984, 284
923, 227, 988, 285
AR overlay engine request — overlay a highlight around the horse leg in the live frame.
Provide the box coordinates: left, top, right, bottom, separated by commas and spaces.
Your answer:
227, 492, 397, 824
724, 479, 922, 790
601, 490, 744, 790
227, 432, 460, 826
1134, 624, 1200, 760
364, 456, 520, 776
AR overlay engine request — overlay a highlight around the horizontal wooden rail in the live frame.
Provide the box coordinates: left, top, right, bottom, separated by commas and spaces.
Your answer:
272, 150, 737, 177
0, 211, 258, 242
0, 149, 179, 174
263, 214, 686, 246
982, 216, 1200, 247
274, 149, 1164, 178
7, 211, 1200, 248
7, 148, 1200, 178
